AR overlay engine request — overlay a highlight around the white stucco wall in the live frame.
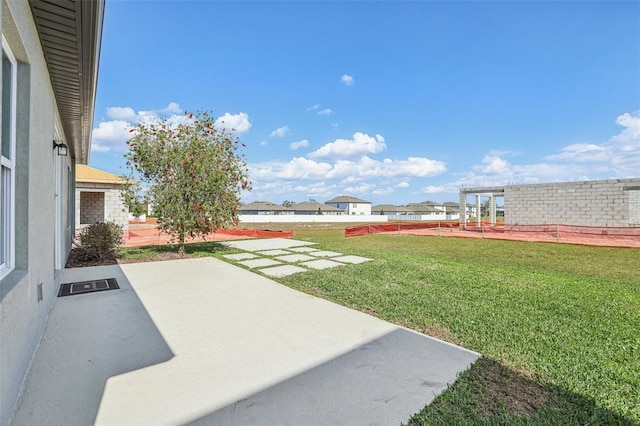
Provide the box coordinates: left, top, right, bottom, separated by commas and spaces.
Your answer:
0, 2, 74, 423
326, 201, 371, 215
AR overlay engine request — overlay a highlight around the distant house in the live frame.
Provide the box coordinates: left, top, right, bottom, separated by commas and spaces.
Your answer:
325, 196, 371, 215
407, 200, 445, 212
371, 204, 403, 215
75, 165, 129, 231
238, 201, 294, 215
291, 201, 344, 215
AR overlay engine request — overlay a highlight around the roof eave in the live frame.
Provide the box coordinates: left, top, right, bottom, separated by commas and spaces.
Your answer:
29, 0, 105, 164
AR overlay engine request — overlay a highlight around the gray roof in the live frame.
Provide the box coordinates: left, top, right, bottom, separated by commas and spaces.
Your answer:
238, 201, 292, 212
371, 204, 402, 212
325, 195, 371, 204
291, 202, 343, 212
407, 200, 442, 207
442, 202, 460, 207
29, 0, 105, 164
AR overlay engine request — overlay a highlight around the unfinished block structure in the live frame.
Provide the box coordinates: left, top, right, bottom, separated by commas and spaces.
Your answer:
460, 178, 640, 228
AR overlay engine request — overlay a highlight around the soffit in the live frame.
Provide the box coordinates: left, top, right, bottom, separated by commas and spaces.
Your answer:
29, 0, 105, 164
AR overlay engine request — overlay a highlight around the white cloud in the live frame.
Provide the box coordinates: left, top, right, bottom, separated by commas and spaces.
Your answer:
92, 103, 252, 153
341, 74, 354, 86
372, 187, 394, 195
250, 155, 445, 182
269, 126, 291, 138
290, 139, 309, 150
343, 183, 376, 194
309, 132, 386, 160
215, 112, 252, 134
424, 111, 640, 196
546, 111, 639, 176
318, 108, 334, 116
91, 119, 134, 153
397, 181, 410, 188
546, 143, 608, 162
164, 102, 181, 113
473, 155, 512, 175
106, 107, 136, 121
260, 140, 269, 146
308, 104, 320, 111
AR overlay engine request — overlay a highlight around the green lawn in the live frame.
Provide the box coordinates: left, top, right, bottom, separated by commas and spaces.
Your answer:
120, 228, 640, 424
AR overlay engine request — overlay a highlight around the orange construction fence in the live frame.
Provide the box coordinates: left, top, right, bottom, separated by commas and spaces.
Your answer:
345, 221, 640, 248
345, 221, 459, 237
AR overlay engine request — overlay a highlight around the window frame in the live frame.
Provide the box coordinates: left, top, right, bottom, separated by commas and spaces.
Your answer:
0, 35, 17, 279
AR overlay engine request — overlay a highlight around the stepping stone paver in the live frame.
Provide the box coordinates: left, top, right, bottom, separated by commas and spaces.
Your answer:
308, 250, 342, 257
302, 259, 345, 270
222, 238, 316, 251
331, 255, 373, 264
259, 265, 308, 277
238, 258, 282, 269
223, 253, 259, 261
275, 254, 316, 263
287, 247, 319, 253
256, 249, 291, 256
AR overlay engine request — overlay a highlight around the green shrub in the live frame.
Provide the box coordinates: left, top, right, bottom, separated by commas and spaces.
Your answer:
78, 221, 124, 260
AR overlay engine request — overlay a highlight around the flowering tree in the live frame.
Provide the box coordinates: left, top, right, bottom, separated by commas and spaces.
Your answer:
122, 110, 251, 252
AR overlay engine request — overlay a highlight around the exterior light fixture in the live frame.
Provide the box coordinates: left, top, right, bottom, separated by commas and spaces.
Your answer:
53, 140, 68, 156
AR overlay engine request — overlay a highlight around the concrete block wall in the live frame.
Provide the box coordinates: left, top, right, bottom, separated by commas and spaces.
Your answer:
76, 184, 129, 231
630, 190, 640, 226
79, 192, 104, 224
504, 178, 640, 227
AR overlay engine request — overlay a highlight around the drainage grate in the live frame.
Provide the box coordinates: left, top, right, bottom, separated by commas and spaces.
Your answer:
58, 278, 119, 297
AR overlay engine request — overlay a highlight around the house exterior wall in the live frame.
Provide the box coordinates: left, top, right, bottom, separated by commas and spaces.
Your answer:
75, 184, 129, 231
326, 202, 371, 215
0, 1, 75, 423
504, 178, 640, 227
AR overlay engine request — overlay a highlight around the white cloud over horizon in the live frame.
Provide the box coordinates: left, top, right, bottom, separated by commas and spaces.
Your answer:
308, 132, 386, 160
91, 104, 251, 153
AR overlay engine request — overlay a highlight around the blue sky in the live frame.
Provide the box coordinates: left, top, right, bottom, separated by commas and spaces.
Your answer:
90, 1, 639, 205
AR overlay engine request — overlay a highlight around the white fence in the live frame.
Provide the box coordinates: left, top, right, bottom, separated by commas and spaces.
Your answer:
239, 214, 389, 223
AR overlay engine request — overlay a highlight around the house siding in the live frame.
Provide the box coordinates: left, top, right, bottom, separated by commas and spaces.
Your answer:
0, 1, 74, 423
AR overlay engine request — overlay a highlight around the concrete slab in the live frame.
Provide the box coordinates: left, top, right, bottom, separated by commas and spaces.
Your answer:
274, 254, 317, 263
332, 255, 373, 264
223, 253, 259, 261
259, 265, 308, 278
255, 249, 291, 256
302, 259, 346, 270
237, 258, 282, 268
287, 247, 320, 253
222, 238, 316, 252
12, 258, 479, 426
308, 250, 342, 257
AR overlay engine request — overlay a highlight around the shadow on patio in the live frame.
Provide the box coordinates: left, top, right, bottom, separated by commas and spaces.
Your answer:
12, 257, 479, 425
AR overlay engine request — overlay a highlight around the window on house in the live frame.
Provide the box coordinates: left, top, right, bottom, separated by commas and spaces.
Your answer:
352, 203, 357, 208
0, 37, 16, 279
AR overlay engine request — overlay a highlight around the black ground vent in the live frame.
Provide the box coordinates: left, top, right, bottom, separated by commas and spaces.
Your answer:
58, 278, 120, 297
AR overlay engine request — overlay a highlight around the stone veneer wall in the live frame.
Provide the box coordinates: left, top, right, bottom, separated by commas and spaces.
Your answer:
504, 178, 640, 227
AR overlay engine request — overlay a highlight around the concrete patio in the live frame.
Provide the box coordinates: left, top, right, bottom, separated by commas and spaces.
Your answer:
11, 249, 479, 425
